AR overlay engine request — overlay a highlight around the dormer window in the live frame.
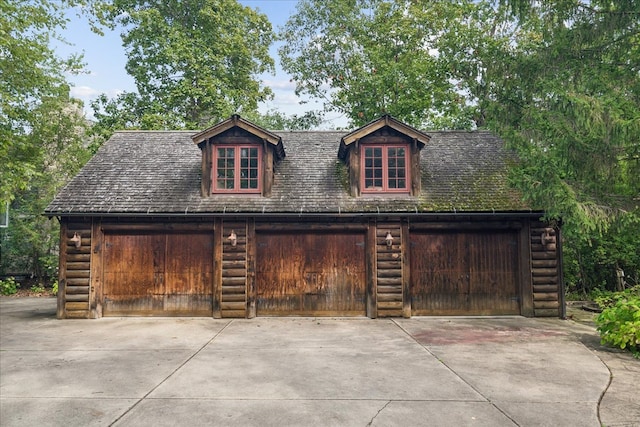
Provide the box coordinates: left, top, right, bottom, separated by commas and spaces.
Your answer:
192, 115, 285, 197
362, 145, 409, 193
214, 145, 262, 193
338, 115, 429, 197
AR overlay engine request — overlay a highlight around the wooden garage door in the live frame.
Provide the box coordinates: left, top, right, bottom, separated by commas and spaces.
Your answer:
410, 230, 520, 315
256, 232, 366, 316
103, 232, 213, 316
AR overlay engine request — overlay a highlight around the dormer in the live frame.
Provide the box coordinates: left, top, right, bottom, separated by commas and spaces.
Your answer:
192, 115, 285, 197
338, 115, 430, 197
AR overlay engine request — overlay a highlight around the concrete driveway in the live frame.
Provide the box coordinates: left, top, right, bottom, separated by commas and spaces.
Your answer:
1, 297, 638, 426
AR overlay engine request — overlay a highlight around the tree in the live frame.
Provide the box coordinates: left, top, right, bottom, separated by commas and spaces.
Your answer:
0, 0, 86, 205
487, 0, 640, 292
93, 0, 275, 130
0, 0, 95, 281
279, 0, 510, 128
1, 94, 91, 281
280, 0, 640, 291
244, 109, 324, 131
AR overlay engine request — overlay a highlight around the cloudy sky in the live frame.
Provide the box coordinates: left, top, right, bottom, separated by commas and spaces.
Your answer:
57, 0, 348, 128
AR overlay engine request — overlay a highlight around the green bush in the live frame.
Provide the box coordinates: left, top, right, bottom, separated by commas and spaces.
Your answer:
0, 277, 19, 295
51, 281, 58, 296
30, 284, 45, 293
596, 287, 640, 358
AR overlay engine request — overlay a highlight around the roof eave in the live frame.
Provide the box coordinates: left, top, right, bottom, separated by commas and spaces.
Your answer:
191, 114, 282, 147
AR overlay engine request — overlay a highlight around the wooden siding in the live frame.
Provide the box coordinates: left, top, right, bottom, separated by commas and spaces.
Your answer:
54, 216, 560, 319
255, 230, 367, 316
220, 221, 248, 318
59, 222, 92, 318
375, 224, 404, 317
531, 222, 562, 317
410, 230, 520, 315
102, 229, 214, 316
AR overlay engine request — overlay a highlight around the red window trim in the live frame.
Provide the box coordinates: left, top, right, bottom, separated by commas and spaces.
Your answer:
212, 145, 262, 194
360, 144, 410, 193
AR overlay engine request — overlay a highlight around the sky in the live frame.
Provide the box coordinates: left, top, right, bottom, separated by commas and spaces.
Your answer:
57, 0, 348, 128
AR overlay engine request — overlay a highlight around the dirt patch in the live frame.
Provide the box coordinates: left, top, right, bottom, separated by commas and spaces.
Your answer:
412, 323, 568, 346
565, 301, 598, 327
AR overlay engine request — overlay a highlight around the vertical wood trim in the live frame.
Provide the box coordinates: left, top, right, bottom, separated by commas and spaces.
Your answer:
263, 144, 274, 197
348, 142, 360, 196
519, 222, 534, 317
57, 220, 67, 319
213, 218, 222, 318
401, 221, 411, 318
366, 221, 377, 318
246, 218, 256, 318
557, 225, 566, 319
411, 139, 421, 196
89, 219, 103, 318
201, 142, 211, 196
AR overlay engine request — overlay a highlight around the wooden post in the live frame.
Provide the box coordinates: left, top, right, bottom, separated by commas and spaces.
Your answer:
213, 218, 222, 318
90, 219, 103, 318
57, 219, 67, 319
246, 218, 256, 318
401, 221, 411, 318
366, 220, 377, 318
518, 222, 534, 317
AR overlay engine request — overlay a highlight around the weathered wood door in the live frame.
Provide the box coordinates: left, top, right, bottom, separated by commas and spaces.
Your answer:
103, 231, 214, 316
410, 230, 520, 315
255, 231, 367, 316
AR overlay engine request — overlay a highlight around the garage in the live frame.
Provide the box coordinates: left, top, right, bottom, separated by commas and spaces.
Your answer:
255, 231, 367, 316
103, 231, 214, 316
410, 230, 520, 315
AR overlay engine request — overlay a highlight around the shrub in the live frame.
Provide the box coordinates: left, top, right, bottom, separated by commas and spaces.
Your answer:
51, 281, 58, 296
596, 287, 640, 358
0, 277, 19, 295
30, 284, 45, 293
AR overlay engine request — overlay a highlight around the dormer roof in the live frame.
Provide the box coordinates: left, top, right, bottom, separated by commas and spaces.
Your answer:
338, 115, 431, 161
191, 114, 285, 160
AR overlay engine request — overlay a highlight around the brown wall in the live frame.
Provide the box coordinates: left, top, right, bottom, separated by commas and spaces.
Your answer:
57, 216, 562, 319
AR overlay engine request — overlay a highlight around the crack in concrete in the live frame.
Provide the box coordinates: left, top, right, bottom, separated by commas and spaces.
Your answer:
108, 320, 234, 426
366, 400, 391, 426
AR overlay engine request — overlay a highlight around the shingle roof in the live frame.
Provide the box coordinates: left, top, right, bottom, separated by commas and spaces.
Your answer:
45, 129, 531, 216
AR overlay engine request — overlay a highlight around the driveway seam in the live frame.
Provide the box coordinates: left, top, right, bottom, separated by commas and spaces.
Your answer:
390, 319, 521, 426
107, 319, 234, 426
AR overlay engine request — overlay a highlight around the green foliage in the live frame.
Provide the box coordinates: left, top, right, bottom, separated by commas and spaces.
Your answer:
596, 287, 640, 357
0, 277, 19, 296
30, 284, 46, 294
489, 1, 640, 294
0, 0, 93, 284
52, 280, 58, 296
0, 0, 89, 205
244, 109, 325, 131
92, 0, 275, 130
280, 0, 509, 128
1, 92, 90, 283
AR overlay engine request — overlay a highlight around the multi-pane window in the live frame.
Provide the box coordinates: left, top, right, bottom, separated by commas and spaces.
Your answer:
362, 145, 408, 192
213, 146, 261, 193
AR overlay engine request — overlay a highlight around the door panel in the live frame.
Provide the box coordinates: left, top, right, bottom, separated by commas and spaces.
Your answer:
410, 231, 519, 315
256, 232, 366, 316
103, 231, 213, 316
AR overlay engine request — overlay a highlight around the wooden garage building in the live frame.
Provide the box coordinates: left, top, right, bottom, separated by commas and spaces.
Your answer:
45, 115, 563, 319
